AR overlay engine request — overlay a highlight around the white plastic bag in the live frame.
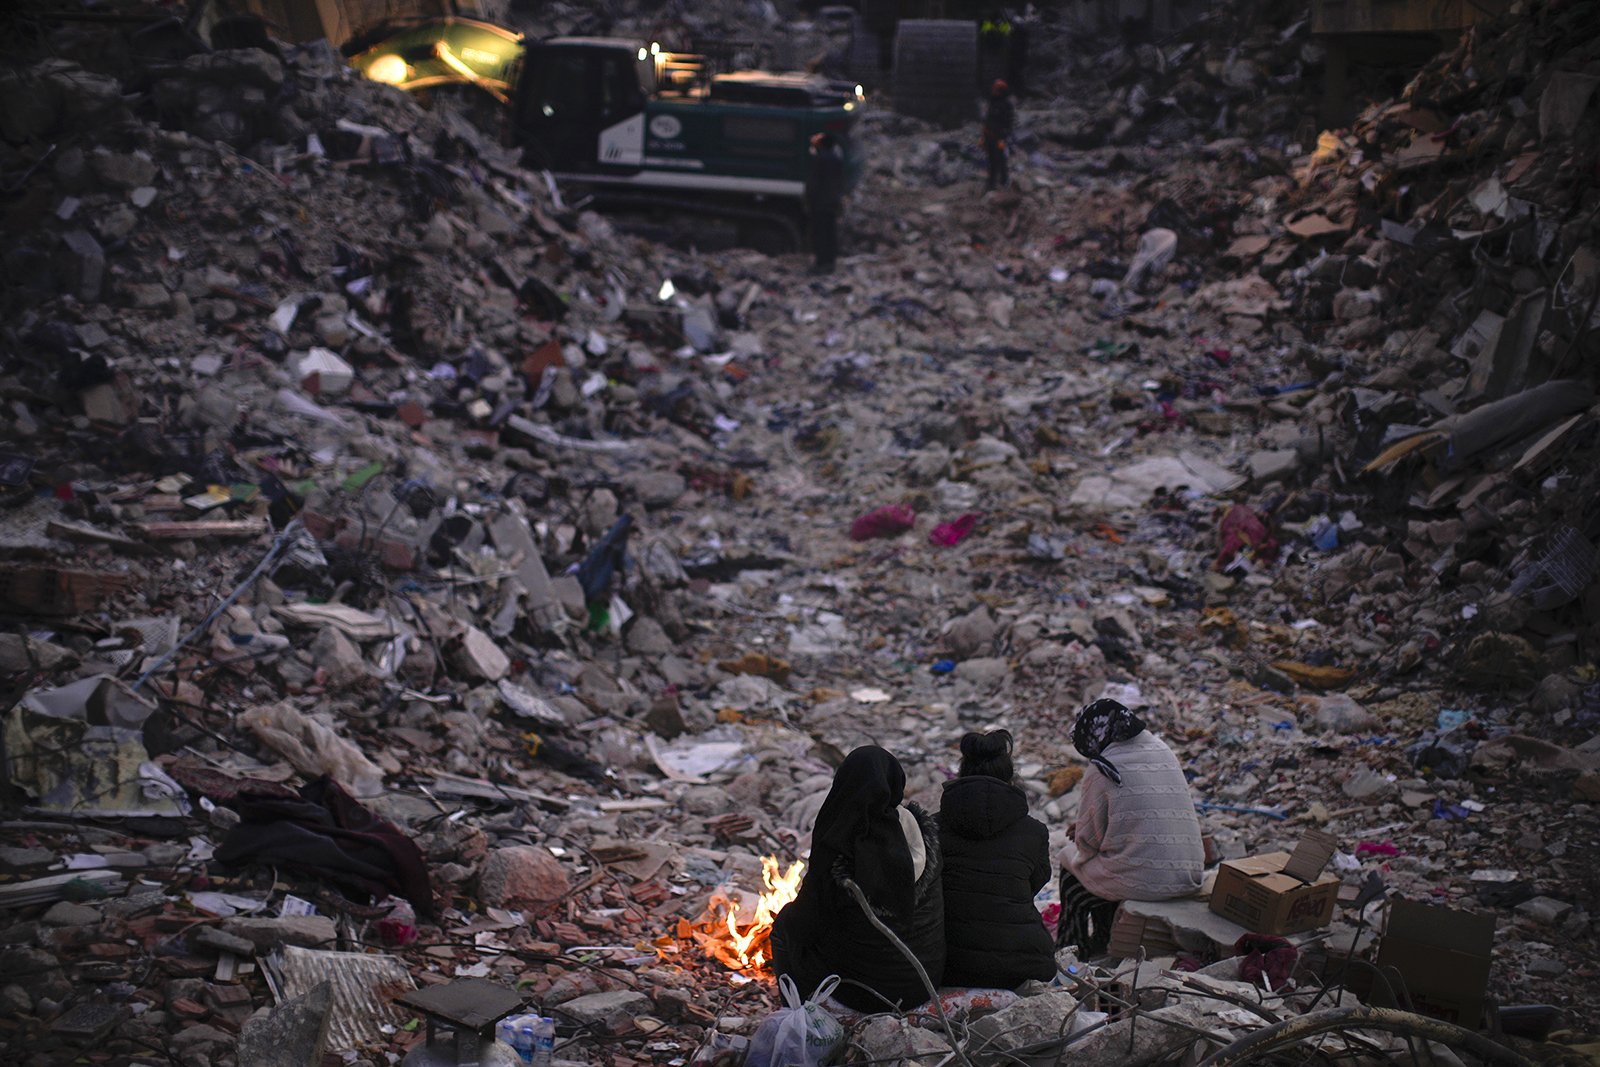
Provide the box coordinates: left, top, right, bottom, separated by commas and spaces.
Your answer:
746, 975, 844, 1067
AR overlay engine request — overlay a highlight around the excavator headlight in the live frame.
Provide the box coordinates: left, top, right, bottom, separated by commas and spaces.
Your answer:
639, 47, 648, 60
650, 42, 660, 55
367, 54, 409, 85
855, 84, 864, 98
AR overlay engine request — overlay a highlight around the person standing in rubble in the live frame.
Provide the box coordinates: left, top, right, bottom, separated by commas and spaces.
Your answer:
805, 132, 844, 274
937, 730, 1057, 989
1056, 699, 1203, 958
982, 79, 1014, 191
770, 745, 945, 1011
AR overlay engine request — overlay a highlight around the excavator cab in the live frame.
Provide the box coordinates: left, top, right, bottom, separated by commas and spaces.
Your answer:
511, 40, 651, 173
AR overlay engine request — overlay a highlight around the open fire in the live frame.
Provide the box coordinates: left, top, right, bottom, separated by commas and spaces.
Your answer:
691, 856, 805, 973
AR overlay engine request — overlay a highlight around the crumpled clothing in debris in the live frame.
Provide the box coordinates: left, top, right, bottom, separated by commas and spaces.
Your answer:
1234, 933, 1297, 992
215, 775, 434, 918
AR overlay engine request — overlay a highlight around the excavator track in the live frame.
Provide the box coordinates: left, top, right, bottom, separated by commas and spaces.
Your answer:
566, 188, 805, 255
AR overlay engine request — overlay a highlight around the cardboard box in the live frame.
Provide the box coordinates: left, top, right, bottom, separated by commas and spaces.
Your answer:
1208, 851, 1340, 935
1373, 899, 1495, 1028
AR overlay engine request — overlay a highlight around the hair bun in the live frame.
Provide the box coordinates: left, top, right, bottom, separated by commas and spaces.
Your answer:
961, 730, 1011, 758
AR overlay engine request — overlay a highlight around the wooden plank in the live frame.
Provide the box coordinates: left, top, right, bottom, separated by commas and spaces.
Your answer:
134, 519, 268, 539
47, 519, 151, 554
596, 798, 671, 812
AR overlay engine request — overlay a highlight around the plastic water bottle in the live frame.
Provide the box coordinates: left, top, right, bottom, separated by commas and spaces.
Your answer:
497, 1015, 533, 1064
529, 1016, 555, 1067
496, 1015, 555, 1066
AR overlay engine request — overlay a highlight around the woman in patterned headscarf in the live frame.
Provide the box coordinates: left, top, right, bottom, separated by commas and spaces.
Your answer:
1056, 699, 1204, 957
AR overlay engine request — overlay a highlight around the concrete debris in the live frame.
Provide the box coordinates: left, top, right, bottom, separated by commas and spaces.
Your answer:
0, 0, 1598, 1061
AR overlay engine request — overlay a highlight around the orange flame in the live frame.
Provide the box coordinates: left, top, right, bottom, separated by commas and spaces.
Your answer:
701, 856, 805, 972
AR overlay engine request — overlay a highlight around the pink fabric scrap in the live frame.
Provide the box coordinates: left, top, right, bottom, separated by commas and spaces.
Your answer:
929, 512, 982, 546
850, 504, 917, 542
1354, 840, 1401, 857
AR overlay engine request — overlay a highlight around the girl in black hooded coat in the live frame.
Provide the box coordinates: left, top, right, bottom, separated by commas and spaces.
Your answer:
937, 730, 1057, 989
769, 746, 945, 1012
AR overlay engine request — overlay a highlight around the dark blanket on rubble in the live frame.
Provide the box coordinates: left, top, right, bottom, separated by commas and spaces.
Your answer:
214, 776, 435, 918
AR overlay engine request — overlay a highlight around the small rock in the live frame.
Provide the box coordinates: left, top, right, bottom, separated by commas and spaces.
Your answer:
1533, 673, 1583, 715
643, 696, 687, 740
310, 626, 366, 689
1301, 693, 1380, 735
168, 1022, 234, 1057
580, 488, 618, 536
0, 846, 56, 869
555, 990, 652, 1034
142, 842, 189, 867
1342, 770, 1396, 802
624, 616, 674, 656
42, 901, 101, 927
620, 470, 687, 508
420, 214, 454, 253
0, 983, 33, 1014
953, 656, 1010, 688
946, 607, 996, 659
1526, 957, 1567, 978
456, 625, 510, 681
90, 148, 157, 190
680, 785, 733, 816
478, 846, 570, 910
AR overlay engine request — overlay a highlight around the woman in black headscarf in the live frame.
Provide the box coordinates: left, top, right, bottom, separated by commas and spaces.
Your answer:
938, 730, 1056, 988
1056, 699, 1204, 958
769, 746, 945, 1012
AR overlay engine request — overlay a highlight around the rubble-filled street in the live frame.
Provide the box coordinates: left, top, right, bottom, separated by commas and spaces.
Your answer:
2, 0, 1600, 1064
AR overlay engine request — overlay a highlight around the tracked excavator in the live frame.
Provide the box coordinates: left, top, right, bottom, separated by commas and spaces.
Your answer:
348, 19, 865, 252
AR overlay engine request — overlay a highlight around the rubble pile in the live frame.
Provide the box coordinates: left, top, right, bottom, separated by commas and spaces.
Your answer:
1, 0, 1600, 1065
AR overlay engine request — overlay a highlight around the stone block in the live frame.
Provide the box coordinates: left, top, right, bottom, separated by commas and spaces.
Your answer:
0, 846, 56, 869
859, 1017, 948, 1067
555, 990, 652, 1033
42, 901, 101, 927
968, 990, 1079, 1066
193, 925, 257, 956
90, 149, 157, 191
236, 980, 331, 1067
220, 915, 337, 952
1248, 449, 1300, 483
55, 229, 105, 302
1514, 896, 1573, 926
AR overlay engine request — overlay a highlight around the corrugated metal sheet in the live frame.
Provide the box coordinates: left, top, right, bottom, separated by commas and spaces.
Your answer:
275, 945, 415, 1052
